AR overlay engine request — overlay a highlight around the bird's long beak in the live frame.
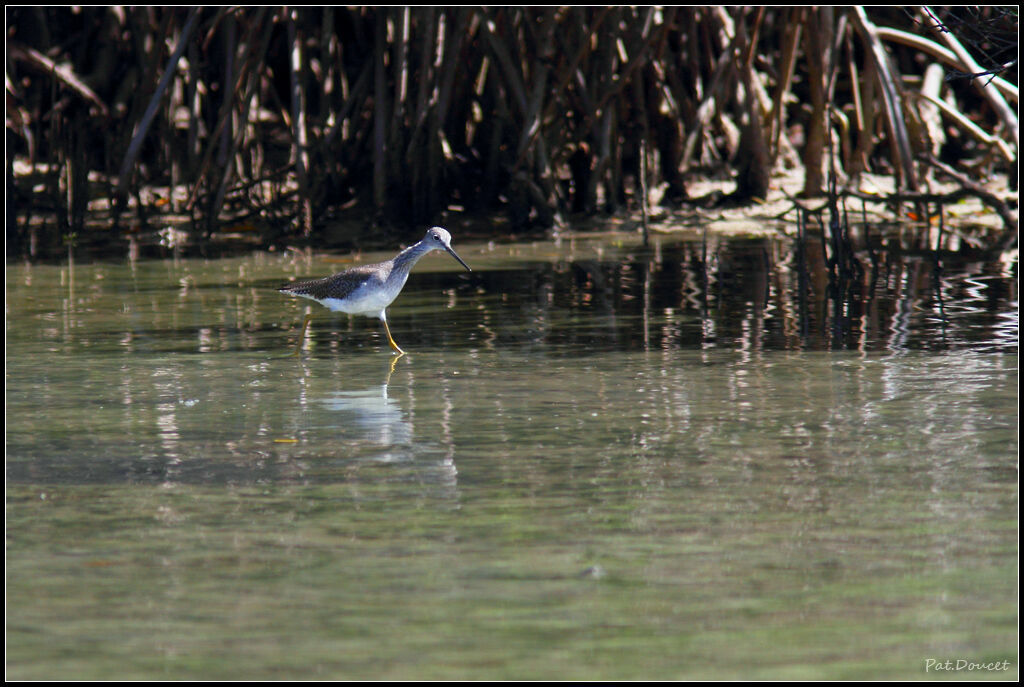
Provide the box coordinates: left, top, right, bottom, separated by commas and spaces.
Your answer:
445, 244, 472, 272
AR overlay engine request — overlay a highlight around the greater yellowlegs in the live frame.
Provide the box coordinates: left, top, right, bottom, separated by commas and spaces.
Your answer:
279, 227, 472, 354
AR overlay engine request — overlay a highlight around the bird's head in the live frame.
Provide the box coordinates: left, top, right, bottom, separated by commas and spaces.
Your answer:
424, 227, 471, 272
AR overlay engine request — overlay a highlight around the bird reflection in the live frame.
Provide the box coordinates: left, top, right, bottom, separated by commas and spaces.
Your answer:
315, 357, 458, 494
320, 384, 411, 449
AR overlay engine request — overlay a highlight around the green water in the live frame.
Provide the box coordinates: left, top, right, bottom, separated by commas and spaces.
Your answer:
6, 234, 1018, 679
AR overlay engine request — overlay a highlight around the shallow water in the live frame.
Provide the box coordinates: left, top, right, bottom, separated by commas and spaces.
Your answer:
6, 232, 1018, 679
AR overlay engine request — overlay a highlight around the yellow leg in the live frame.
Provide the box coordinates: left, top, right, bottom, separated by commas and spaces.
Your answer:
380, 315, 405, 355
290, 313, 313, 356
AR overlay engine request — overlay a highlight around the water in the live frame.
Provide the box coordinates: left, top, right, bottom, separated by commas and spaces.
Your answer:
6, 232, 1018, 679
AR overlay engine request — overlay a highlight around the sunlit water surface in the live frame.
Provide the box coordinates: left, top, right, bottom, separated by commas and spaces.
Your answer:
6, 233, 1018, 679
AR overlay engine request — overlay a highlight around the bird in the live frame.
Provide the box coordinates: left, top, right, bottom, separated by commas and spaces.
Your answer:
278, 227, 472, 355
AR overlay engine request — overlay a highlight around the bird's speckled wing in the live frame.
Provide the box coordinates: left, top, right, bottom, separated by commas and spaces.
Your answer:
279, 263, 392, 301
